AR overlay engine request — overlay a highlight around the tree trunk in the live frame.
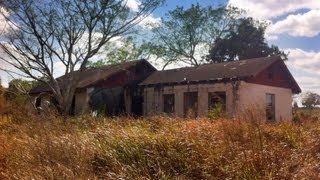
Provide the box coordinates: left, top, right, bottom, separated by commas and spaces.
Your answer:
61, 96, 73, 116
53, 75, 79, 116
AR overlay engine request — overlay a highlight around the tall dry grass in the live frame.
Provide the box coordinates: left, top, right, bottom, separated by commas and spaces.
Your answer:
0, 105, 320, 179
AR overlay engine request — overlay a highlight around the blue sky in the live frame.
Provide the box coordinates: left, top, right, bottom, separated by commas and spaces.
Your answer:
151, 0, 320, 96
153, 0, 226, 15
0, 0, 319, 96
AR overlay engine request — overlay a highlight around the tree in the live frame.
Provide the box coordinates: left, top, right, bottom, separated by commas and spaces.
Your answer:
293, 101, 299, 109
0, 0, 163, 115
208, 18, 287, 63
87, 36, 151, 67
0, 79, 7, 109
0, 79, 4, 98
148, 4, 242, 69
302, 92, 320, 108
4, 79, 36, 105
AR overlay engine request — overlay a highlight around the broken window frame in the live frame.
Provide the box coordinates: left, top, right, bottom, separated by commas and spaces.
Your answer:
183, 92, 198, 118
35, 97, 41, 108
163, 94, 175, 114
266, 93, 275, 122
208, 91, 226, 111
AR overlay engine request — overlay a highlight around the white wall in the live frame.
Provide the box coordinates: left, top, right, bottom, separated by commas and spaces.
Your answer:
143, 81, 293, 121
238, 81, 293, 121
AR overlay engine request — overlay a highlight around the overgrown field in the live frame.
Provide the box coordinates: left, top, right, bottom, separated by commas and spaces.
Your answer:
1, 109, 320, 179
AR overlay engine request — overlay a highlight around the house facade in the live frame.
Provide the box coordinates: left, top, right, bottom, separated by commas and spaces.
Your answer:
29, 60, 156, 116
139, 57, 300, 121
29, 56, 301, 121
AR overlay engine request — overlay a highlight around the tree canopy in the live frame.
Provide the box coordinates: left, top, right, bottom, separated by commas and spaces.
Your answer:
302, 92, 320, 108
208, 18, 287, 63
4, 79, 37, 105
148, 4, 242, 69
146, 4, 285, 69
87, 37, 151, 67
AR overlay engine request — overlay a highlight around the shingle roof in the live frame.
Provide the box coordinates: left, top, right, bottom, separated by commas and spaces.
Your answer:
29, 59, 155, 94
140, 56, 280, 86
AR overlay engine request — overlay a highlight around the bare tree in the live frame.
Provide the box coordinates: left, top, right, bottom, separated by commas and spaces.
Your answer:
0, 0, 163, 115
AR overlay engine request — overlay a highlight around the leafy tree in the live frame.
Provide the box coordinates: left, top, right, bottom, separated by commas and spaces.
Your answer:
302, 92, 320, 108
87, 37, 151, 67
208, 18, 287, 63
0, 0, 163, 115
4, 79, 36, 104
148, 4, 242, 69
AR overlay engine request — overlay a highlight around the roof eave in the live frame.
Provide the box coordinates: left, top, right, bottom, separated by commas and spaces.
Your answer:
139, 76, 246, 87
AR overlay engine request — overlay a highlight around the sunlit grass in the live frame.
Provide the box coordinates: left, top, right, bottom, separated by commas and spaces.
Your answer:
0, 109, 320, 179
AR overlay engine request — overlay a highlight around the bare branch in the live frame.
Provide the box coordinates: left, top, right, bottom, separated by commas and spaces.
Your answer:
0, 0, 163, 115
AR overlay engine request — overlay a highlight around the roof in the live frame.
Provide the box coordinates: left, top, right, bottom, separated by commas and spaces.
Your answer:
139, 56, 301, 93
140, 56, 280, 86
29, 59, 155, 94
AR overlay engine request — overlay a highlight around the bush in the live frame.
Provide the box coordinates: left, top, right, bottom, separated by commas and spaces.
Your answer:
208, 103, 224, 120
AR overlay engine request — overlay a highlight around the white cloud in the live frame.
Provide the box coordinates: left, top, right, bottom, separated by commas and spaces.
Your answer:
265, 34, 278, 41
0, 73, 8, 87
267, 9, 320, 37
0, 47, 12, 87
125, 0, 141, 12
295, 76, 320, 90
285, 48, 320, 75
228, 0, 320, 20
138, 15, 161, 29
228, 1, 320, 38
285, 48, 320, 94
0, 48, 20, 88
0, 7, 10, 34
122, 0, 160, 29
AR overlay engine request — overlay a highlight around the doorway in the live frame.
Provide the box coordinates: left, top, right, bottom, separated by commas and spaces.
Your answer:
184, 92, 198, 118
131, 95, 143, 116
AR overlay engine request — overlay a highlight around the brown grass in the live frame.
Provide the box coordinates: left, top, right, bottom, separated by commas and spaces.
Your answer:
1, 102, 320, 179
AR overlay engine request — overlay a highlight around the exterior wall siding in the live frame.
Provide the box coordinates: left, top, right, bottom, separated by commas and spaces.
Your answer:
143, 83, 235, 118
124, 88, 132, 114
33, 82, 294, 121
143, 81, 293, 121
74, 90, 89, 115
238, 81, 293, 121
246, 60, 300, 93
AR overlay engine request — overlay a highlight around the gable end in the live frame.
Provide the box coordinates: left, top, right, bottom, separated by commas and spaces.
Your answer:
245, 60, 301, 93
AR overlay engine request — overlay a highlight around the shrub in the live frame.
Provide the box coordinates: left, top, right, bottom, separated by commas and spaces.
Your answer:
208, 103, 224, 120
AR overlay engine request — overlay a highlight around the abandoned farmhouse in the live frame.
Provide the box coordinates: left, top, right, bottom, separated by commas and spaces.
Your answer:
29, 56, 301, 121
